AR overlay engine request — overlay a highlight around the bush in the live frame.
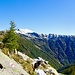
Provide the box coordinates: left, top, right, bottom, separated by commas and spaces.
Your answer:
2, 48, 9, 56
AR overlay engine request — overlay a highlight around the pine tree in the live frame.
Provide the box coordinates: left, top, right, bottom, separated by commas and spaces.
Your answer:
3, 21, 18, 53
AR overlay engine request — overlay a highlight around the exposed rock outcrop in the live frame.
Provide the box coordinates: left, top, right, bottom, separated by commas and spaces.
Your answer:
0, 51, 29, 75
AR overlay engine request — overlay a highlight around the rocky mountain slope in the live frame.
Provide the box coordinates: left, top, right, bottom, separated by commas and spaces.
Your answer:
1, 28, 75, 75
0, 50, 29, 75
17, 33, 61, 69
16, 29, 75, 67
0, 50, 64, 75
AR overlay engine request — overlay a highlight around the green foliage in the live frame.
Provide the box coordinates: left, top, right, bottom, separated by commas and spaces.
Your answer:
2, 21, 18, 53
0, 31, 5, 42
58, 63, 75, 75
17, 34, 62, 69
0, 43, 3, 49
62, 65, 75, 75
2, 48, 9, 56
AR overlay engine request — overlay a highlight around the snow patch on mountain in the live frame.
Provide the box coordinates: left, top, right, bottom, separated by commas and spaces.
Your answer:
16, 29, 34, 34
16, 28, 48, 39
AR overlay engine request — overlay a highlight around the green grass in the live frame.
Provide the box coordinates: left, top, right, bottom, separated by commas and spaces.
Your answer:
17, 34, 62, 69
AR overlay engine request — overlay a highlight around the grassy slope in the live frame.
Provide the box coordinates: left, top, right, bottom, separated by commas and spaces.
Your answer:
58, 63, 75, 75
17, 34, 62, 69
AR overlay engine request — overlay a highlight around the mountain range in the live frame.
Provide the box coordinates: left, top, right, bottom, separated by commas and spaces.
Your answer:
15, 29, 75, 69
0, 28, 75, 75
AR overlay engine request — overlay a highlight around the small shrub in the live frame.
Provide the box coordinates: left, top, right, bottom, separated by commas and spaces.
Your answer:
21, 62, 33, 74
12, 54, 20, 62
2, 48, 9, 56
26, 58, 32, 63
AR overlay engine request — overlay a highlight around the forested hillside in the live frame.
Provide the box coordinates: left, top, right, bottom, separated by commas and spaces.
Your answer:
58, 62, 75, 75
17, 32, 75, 67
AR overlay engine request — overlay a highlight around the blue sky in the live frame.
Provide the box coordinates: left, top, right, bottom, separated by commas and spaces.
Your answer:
0, 0, 75, 35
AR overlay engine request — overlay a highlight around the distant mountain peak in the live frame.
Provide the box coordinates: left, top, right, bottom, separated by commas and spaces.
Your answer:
15, 28, 34, 34
15, 28, 48, 39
